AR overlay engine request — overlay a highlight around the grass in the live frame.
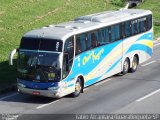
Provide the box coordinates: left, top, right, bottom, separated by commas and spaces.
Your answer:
0, 0, 119, 85
137, 0, 160, 38
0, 0, 159, 86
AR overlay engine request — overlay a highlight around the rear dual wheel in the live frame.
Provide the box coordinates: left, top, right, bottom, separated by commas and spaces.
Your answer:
122, 56, 138, 75
122, 58, 130, 75
130, 56, 138, 73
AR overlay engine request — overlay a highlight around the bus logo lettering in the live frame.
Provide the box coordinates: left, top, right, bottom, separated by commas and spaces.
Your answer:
82, 48, 104, 65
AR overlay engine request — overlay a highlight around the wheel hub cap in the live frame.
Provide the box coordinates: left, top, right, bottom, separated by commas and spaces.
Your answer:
75, 82, 81, 92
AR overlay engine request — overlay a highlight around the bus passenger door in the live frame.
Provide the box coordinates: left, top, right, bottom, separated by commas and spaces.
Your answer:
62, 37, 74, 79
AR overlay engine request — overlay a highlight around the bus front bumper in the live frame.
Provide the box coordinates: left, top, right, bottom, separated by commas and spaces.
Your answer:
18, 86, 62, 98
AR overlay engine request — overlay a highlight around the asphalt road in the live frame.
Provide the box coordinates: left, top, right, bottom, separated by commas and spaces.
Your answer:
0, 41, 160, 120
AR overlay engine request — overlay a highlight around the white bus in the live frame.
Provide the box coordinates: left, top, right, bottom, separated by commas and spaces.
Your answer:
9, 9, 153, 98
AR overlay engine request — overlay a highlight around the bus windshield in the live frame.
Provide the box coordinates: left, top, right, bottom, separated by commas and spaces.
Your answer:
17, 51, 61, 82
20, 37, 63, 52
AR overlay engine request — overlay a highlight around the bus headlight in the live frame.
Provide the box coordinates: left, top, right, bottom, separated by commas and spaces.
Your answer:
18, 83, 26, 88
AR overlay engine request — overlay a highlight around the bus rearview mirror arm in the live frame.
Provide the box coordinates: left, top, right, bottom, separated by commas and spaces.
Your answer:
9, 49, 18, 65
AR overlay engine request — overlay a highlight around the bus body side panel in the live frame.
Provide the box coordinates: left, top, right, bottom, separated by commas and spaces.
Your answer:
96, 41, 123, 81
63, 40, 123, 88
122, 31, 153, 69
62, 31, 153, 95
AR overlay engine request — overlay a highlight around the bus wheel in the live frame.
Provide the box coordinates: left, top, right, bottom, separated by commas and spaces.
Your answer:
122, 58, 130, 75
71, 78, 82, 97
130, 56, 138, 73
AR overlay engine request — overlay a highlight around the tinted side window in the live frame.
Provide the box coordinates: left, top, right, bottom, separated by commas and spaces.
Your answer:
98, 27, 110, 45
147, 15, 152, 30
91, 31, 99, 48
139, 17, 147, 33
79, 34, 86, 51
86, 32, 92, 50
124, 21, 131, 37
64, 37, 74, 59
76, 34, 86, 55
131, 20, 140, 35
110, 25, 120, 42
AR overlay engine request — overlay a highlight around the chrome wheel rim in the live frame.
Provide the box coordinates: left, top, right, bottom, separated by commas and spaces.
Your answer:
124, 60, 129, 72
132, 57, 138, 70
75, 80, 81, 94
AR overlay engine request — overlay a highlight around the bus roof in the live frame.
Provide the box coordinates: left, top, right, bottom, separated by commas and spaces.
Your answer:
23, 9, 152, 41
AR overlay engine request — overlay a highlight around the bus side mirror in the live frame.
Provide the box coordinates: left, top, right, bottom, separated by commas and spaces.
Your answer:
9, 49, 18, 65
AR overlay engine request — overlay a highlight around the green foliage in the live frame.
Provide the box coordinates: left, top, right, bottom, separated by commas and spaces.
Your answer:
0, 0, 118, 85
137, 0, 160, 38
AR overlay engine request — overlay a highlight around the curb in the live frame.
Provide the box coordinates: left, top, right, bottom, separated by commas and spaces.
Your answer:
154, 37, 160, 43
157, 37, 160, 41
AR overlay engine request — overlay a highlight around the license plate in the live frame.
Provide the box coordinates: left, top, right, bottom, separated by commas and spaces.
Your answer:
32, 91, 40, 95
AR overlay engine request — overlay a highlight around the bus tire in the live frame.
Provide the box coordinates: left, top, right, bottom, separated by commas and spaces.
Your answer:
122, 58, 130, 75
71, 77, 82, 97
130, 56, 138, 73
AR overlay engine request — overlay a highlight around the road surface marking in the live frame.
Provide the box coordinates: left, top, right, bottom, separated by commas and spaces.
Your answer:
2, 114, 20, 120
36, 100, 59, 109
0, 93, 18, 100
141, 61, 156, 67
136, 89, 160, 102
95, 78, 112, 86
8, 115, 19, 120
